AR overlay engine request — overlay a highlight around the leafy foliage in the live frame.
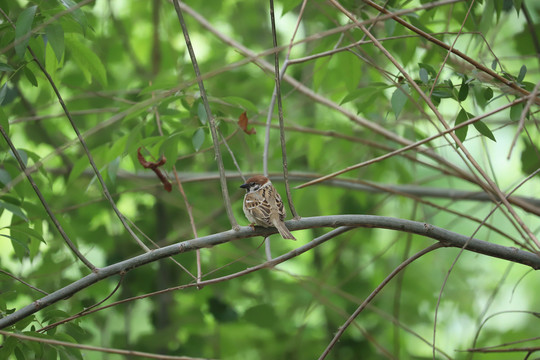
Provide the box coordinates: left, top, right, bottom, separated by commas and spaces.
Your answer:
1, 0, 540, 359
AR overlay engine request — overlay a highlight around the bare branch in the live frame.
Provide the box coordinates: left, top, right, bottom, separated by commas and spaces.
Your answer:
362, 0, 538, 102
0, 330, 212, 360
171, 0, 238, 230
1, 215, 538, 329
267, 0, 298, 218
0, 269, 48, 295
319, 243, 444, 360
0, 125, 96, 271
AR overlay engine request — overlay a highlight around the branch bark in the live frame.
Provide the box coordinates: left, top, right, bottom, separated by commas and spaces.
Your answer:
1, 215, 538, 329
172, 0, 238, 230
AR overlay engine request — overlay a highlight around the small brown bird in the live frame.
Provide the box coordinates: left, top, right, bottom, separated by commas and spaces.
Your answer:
240, 175, 296, 240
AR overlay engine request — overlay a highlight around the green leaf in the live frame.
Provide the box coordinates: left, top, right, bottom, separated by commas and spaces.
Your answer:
514, 0, 523, 15
124, 122, 144, 155
23, 66, 38, 87
106, 133, 128, 162
391, 85, 408, 119
0, 107, 9, 135
483, 87, 493, 100
59, 0, 88, 34
338, 51, 361, 91
455, 108, 469, 143
419, 68, 429, 84
208, 297, 238, 323
197, 102, 207, 125
45, 24, 65, 62
14, 345, 26, 360
59, 344, 83, 360
65, 36, 108, 86
0, 82, 8, 106
521, 141, 540, 174
192, 128, 205, 151
0, 169, 11, 185
222, 96, 259, 113
2, 234, 29, 259
517, 64, 527, 83
15, 6, 37, 58
0, 200, 28, 221
510, 103, 523, 121
418, 62, 436, 77
10, 225, 46, 244
9, 148, 28, 167
1, 337, 18, 360
472, 121, 496, 142
458, 81, 469, 102
341, 85, 386, 105
0, 63, 14, 72
139, 79, 179, 95
107, 157, 120, 185
491, 59, 497, 70
42, 309, 72, 324
67, 156, 90, 185
431, 89, 454, 99
15, 314, 35, 331
281, 0, 303, 15
385, 19, 396, 36
159, 132, 182, 170
243, 304, 278, 328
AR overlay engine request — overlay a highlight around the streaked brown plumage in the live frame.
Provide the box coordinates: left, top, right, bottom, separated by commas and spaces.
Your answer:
240, 175, 296, 240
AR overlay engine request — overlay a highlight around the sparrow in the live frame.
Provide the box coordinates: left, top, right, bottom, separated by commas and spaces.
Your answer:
240, 175, 296, 240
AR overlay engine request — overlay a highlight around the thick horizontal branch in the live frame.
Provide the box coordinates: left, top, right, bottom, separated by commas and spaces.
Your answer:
1, 215, 538, 329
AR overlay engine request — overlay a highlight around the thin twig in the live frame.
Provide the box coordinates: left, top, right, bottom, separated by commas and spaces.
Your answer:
0, 269, 49, 295
329, 0, 540, 248
56, 169, 540, 217
433, 166, 540, 358
152, 99, 201, 282
219, 131, 245, 182
20, 44, 149, 252
0, 330, 211, 360
177, 2, 484, 193
0, 0, 96, 57
0, 125, 96, 271
268, 0, 298, 219
471, 311, 540, 351
172, 168, 202, 283
38, 274, 125, 333
296, 97, 527, 189
2, 215, 539, 329
521, 2, 540, 68
262, 0, 307, 175
124, 216, 197, 280
11, 108, 119, 124
27, 227, 354, 331
428, 0, 475, 98
171, 0, 238, 230
363, 0, 537, 101
507, 79, 540, 159
318, 243, 444, 360
151, 0, 162, 75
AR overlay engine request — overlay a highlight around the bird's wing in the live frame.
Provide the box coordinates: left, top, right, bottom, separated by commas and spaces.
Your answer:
265, 186, 286, 222
244, 191, 273, 227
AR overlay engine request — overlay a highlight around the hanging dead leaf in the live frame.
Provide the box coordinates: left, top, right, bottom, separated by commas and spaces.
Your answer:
137, 147, 172, 192
238, 111, 256, 135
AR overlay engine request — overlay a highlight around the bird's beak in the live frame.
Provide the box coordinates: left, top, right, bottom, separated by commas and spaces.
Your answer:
240, 183, 249, 189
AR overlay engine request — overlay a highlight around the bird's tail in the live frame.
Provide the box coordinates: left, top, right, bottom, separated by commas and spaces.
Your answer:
273, 220, 296, 240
